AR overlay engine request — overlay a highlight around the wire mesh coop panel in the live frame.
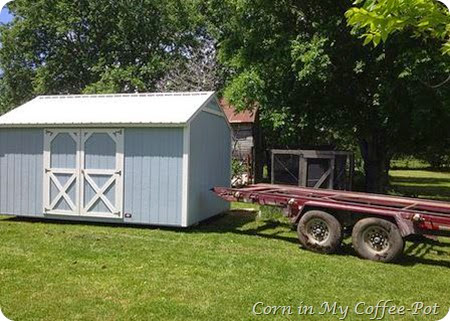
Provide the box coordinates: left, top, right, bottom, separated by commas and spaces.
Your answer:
273, 154, 300, 185
271, 150, 354, 190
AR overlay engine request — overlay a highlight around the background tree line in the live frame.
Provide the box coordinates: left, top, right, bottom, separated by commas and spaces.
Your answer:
1, 0, 449, 192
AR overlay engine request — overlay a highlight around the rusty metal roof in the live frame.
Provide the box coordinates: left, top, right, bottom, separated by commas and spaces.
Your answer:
220, 99, 256, 124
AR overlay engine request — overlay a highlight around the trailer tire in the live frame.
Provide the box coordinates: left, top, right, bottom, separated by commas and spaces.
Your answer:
352, 218, 404, 263
297, 210, 342, 254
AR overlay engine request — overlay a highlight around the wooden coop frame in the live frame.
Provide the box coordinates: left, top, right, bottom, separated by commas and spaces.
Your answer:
271, 150, 354, 190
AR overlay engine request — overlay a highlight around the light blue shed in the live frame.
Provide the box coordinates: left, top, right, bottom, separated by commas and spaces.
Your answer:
0, 92, 231, 227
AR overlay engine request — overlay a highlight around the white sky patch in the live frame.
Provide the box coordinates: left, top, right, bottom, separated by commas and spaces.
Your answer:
0, 308, 13, 321
440, 0, 450, 10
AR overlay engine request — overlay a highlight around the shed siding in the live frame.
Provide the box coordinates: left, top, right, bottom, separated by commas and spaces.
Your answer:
231, 123, 254, 159
188, 111, 230, 225
206, 100, 222, 112
0, 128, 43, 216
123, 128, 183, 226
0, 117, 228, 227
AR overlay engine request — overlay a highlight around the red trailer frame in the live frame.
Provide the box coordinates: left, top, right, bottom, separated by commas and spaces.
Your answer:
213, 184, 450, 261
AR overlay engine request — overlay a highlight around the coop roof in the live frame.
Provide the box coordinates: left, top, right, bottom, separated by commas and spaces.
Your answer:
0, 91, 216, 127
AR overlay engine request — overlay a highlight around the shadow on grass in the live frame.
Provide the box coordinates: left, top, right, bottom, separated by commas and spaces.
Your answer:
390, 188, 450, 202
191, 210, 299, 245
3, 210, 450, 268
336, 237, 450, 268
389, 176, 450, 201
392, 176, 450, 184
400, 237, 450, 267
390, 165, 450, 172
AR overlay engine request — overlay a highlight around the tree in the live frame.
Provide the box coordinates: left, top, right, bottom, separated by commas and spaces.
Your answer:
156, 34, 224, 91
346, 0, 450, 53
206, 0, 450, 192
1, 0, 449, 192
346, 0, 450, 170
0, 0, 204, 113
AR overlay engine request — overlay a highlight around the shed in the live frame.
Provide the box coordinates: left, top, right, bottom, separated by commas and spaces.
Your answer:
0, 92, 231, 227
221, 98, 258, 161
220, 99, 265, 182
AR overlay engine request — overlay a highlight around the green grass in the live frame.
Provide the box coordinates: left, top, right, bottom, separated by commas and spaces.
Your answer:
389, 169, 450, 202
0, 211, 449, 321
0, 165, 449, 320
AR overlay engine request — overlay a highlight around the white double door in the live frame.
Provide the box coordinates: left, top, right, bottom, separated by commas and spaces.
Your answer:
44, 129, 124, 218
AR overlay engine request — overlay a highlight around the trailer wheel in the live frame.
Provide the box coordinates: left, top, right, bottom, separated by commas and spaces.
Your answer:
352, 218, 404, 263
297, 210, 342, 254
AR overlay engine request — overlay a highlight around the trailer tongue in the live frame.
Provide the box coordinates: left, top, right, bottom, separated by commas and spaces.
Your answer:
213, 184, 450, 262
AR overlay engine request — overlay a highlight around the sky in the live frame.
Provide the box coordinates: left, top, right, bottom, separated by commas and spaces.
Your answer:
0, 4, 12, 75
0, 6, 12, 24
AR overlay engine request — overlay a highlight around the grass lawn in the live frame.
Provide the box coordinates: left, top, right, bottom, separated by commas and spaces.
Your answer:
389, 169, 450, 202
0, 168, 449, 320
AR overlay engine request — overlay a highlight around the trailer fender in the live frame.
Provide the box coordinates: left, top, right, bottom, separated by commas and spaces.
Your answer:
291, 205, 329, 224
290, 205, 307, 224
394, 214, 417, 237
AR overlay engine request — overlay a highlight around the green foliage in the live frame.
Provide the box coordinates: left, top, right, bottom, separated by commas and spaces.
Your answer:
291, 35, 331, 83
0, 0, 449, 193
346, 0, 450, 53
223, 69, 264, 111
0, 0, 205, 112
208, 0, 450, 192
417, 145, 450, 168
231, 157, 248, 178
391, 157, 430, 170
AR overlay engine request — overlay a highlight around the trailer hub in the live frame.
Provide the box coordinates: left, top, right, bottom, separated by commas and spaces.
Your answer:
364, 227, 389, 251
307, 219, 330, 243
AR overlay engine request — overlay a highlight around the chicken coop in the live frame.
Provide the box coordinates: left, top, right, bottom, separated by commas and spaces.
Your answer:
271, 149, 354, 190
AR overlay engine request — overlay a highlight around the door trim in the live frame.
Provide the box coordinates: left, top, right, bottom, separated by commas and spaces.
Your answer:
43, 129, 81, 215
80, 128, 124, 218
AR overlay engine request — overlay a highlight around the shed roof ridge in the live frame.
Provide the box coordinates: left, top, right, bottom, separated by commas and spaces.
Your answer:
36, 91, 214, 100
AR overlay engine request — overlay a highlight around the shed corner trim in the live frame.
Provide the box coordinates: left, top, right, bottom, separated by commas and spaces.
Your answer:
181, 124, 191, 227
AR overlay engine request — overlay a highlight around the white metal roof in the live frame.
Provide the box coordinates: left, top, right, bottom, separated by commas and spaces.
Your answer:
0, 91, 216, 127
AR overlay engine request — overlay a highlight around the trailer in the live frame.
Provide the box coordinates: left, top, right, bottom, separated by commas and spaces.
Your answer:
213, 184, 450, 262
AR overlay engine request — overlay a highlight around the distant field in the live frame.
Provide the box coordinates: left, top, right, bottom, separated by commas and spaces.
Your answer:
389, 161, 450, 202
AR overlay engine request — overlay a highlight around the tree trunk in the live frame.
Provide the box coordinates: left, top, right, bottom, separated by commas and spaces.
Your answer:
359, 135, 391, 193
253, 112, 265, 183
